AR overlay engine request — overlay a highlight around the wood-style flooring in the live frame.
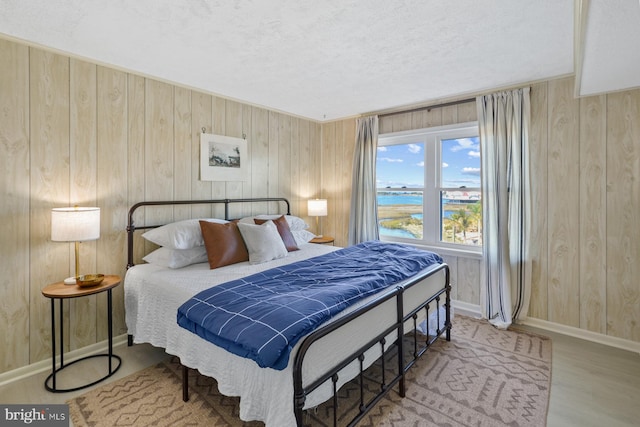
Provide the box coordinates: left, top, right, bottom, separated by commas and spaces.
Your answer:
1, 326, 638, 426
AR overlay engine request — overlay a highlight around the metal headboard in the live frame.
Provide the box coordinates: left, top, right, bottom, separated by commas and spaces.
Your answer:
126, 198, 291, 268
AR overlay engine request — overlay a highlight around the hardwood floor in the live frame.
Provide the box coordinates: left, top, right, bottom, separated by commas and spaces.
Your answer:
0, 329, 638, 426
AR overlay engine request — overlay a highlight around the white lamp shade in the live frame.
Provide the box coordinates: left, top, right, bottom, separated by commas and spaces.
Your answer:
308, 199, 328, 217
51, 207, 101, 242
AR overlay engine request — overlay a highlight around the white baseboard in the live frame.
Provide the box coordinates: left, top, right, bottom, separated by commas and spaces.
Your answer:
0, 334, 128, 388
451, 300, 482, 319
449, 301, 640, 355
519, 317, 640, 355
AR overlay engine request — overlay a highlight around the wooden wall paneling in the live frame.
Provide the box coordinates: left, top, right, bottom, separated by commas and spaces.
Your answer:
457, 257, 481, 305
278, 114, 292, 214
391, 112, 412, 133
457, 102, 478, 123
127, 75, 146, 264
546, 77, 580, 327
96, 67, 128, 338
579, 95, 607, 333
606, 91, 640, 341
144, 79, 174, 227
412, 108, 443, 130
338, 119, 356, 247
29, 48, 70, 363
224, 100, 244, 215
250, 107, 270, 214
190, 92, 213, 218
0, 40, 30, 372
297, 119, 311, 218
312, 122, 322, 214
69, 59, 98, 349
173, 87, 192, 220
528, 82, 550, 320
321, 122, 336, 238
290, 118, 301, 215
241, 103, 253, 215
267, 112, 280, 208
439, 255, 459, 301
441, 105, 458, 125
211, 96, 226, 217
378, 115, 393, 134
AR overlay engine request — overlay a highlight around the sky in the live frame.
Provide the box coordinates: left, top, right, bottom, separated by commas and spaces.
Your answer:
377, 137, 481, 189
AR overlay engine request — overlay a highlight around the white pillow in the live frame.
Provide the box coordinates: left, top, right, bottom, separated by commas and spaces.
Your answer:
292, 229, 316, 245
237, 221, 288, 265
238, 215, 309, 231
141, 218, 228, 249
142, 246, 208, 269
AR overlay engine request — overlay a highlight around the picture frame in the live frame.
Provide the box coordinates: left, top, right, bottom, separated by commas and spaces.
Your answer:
200, 133, 248, 181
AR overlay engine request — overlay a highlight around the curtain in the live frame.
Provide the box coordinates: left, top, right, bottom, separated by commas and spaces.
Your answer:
348, 115, 380, 245
477, 88, 531, 329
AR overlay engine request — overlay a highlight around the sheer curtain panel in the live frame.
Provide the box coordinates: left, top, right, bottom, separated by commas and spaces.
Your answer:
348, 115, 380, 245
477, 88, 532, 329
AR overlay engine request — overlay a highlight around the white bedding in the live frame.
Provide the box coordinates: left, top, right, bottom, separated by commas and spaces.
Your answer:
125, 242, 447, 426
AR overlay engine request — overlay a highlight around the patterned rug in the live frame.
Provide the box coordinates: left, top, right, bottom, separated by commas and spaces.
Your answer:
67, 316, 551, 426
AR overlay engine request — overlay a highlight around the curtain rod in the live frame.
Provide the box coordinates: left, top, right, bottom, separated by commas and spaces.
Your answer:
378, 97, 476, 119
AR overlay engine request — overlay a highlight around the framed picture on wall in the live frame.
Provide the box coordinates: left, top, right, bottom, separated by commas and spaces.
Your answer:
200, 133, 248, 181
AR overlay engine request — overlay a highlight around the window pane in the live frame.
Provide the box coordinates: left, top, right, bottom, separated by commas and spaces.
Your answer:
376, 143, 425, 189
441, 191, 482, 246
441, 137, 481, 188
377, 191, 423, 239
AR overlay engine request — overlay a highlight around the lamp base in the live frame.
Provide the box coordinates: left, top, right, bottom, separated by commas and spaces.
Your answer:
63, 277, 76, 285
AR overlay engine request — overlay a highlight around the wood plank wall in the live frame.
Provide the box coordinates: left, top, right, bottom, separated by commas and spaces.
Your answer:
323, 78, 640, 345
529, 78, 639, 342
0, 38, 322, 374
1, 35, 638, 375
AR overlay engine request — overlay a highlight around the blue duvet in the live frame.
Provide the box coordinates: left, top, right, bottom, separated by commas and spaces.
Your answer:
177, 240, 442, 370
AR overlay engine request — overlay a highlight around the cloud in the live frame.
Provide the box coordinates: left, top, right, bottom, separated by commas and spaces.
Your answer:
462, 167, 481, 176
379, 157, 403, 163
416, 161, 424, 167
442, 162, 449, 168
468, 150, 480, 158
449, 138, 480, 152
377, 146, 388, 152
408, 144, 421, 154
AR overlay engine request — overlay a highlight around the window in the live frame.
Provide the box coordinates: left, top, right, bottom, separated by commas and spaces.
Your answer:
376, 122, 481, 252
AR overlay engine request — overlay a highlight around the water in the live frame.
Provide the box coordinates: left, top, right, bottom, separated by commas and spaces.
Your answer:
378, 194, 422, 239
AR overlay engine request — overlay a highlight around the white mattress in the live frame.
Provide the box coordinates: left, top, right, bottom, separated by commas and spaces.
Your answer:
125, 243, 447, 426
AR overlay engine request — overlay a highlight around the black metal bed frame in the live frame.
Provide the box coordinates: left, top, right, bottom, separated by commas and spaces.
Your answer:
125, 198, 451, 427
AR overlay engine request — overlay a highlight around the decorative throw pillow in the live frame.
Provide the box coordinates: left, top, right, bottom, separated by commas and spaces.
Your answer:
238, 215, 309, 231
254, 215, 299, 252
142, 218, 228, 249
142, 246, 208, 269
237, 221, 288, 265
199, 220, 249, 269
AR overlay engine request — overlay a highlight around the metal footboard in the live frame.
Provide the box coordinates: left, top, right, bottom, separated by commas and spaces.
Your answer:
293, 263, 451, 427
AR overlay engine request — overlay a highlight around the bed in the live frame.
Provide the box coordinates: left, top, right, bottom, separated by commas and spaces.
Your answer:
124, 198, 451, 426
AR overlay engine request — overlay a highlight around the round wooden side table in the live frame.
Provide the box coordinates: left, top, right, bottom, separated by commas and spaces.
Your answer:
42, 275, 122, 393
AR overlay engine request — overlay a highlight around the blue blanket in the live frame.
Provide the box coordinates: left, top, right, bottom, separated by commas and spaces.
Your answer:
177, 240, 442, 370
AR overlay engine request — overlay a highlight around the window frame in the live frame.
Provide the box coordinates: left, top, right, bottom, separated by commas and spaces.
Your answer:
377, 121, 482, 255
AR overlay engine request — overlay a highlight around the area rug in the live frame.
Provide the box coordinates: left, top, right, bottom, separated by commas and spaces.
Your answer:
68, 316, 551, 426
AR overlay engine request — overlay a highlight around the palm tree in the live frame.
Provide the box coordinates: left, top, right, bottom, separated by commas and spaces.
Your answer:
468, 201, 482, 240
449, 209, 473, 243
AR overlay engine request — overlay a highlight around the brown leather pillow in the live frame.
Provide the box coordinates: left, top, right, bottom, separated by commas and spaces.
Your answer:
199, 220, 249, 269
254, 215, 299, 252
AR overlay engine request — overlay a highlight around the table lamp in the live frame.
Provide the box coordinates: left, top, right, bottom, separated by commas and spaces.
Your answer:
51, 207, 100, 285
307, 199, 327, 237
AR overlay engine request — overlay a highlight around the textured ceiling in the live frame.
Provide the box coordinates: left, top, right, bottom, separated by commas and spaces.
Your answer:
0, 1, 636, 121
